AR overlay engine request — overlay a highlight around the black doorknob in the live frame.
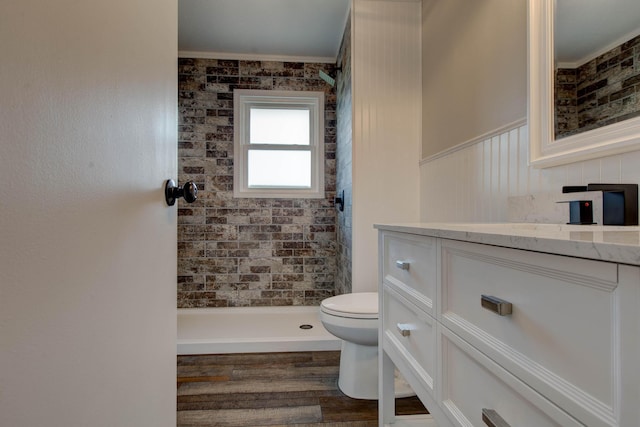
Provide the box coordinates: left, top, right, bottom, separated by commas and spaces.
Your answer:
165, 179, 198, 206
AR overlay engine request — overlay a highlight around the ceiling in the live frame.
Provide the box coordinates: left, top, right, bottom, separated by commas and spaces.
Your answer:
178, 0, 351, 62
179, 0, 640, 67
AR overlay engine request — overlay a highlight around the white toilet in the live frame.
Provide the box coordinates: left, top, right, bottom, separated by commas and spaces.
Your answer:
320, 292, 414, 400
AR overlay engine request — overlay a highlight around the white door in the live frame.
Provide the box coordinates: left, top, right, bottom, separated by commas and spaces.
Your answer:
0, 1, 177, 426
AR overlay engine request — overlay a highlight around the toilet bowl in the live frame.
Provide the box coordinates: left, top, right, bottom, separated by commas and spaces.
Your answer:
320, 292, 414, 400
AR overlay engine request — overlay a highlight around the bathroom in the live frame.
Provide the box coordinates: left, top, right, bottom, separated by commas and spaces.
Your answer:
176, 0, 640, 423
2, 0, 640, 426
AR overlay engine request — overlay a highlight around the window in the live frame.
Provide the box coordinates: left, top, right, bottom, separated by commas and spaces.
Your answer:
233, 89, 325, 198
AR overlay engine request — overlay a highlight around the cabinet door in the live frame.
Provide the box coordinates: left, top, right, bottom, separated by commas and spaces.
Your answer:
439, 326, 582, 427
381, 231, 437, 316
440, 239, 640, 427
382, 286, 436, 393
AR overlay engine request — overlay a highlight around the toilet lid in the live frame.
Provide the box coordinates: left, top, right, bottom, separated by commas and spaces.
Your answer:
321, 292, 378, 319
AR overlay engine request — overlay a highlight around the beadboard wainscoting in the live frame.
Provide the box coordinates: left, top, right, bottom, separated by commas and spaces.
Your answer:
351, 0, 421, 292
420, 119, 640, 222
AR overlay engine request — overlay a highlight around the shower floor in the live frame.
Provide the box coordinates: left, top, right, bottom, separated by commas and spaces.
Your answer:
177, 306, 341, 355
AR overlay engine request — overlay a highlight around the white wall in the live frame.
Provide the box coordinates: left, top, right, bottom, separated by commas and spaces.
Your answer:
421, 0, 527, 158
0, 1, 178, 426
352, 0, 422, 292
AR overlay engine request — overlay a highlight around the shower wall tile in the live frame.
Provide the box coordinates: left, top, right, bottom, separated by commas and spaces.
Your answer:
177, 57, 338, 308
335, 15, 352, 296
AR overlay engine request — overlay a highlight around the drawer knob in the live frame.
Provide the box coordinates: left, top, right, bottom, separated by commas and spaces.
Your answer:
395, 260, 410, 271
482, 408, 511, 427
396, 323, 413, 337
481, 295, 513, 316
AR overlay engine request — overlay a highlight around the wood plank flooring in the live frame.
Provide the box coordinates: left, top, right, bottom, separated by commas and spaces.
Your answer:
177, 351, 428, 426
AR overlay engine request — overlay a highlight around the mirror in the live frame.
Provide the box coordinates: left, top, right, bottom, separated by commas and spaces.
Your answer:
555, 0, 640, 140
529, 0, 640, 167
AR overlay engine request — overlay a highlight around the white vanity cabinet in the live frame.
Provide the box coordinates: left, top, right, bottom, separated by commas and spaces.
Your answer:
377, 225, 640, 427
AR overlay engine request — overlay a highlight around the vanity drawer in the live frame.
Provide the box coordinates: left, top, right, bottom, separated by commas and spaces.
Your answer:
440, 326, 581, 427
440, 239, 620, 427
381, 231, 437, 315
382, 286, 436, 391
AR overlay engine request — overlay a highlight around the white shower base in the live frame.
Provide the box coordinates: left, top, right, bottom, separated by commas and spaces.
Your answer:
177, 306, 341, 355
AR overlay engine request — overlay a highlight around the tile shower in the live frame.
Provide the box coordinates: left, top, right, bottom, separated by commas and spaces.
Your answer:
177, 58, 341, 308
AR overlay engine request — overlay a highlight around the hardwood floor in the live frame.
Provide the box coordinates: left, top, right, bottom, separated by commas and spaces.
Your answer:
177, 351, 428, 426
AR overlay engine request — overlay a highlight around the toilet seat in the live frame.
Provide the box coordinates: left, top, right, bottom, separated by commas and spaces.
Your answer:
320, 292, 378, 319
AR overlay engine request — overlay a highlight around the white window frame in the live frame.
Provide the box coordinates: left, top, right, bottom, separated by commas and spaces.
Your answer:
233, 89, 325, 198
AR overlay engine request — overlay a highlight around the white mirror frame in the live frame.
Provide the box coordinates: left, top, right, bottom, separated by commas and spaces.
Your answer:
528, 0, 640, 168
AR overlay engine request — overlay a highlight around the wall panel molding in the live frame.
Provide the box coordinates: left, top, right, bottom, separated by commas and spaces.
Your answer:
420, 118, 527, 165
351, 0, 422, 291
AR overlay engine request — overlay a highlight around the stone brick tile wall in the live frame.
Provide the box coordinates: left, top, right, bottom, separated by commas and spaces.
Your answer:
556, 35, 640, 138
177, 58, 338, 308
555, 68, 578, 136
335, 16, 352, 297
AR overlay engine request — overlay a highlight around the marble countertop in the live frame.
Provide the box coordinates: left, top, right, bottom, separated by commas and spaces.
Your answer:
375, 223, 640, 266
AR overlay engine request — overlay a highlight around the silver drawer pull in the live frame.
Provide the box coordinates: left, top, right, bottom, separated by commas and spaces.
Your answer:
482, 409, 511, 427
396, 323, 412, 337
481, 295, 513, 316
396, 260, 410, 271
